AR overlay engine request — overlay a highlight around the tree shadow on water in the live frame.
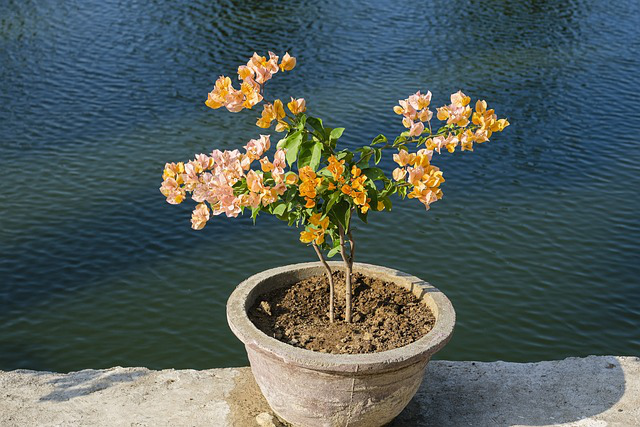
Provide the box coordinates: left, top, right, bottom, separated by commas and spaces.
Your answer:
38, 368, 148, 402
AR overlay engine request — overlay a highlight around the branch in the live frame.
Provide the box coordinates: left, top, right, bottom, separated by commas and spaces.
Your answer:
312, 242, 335, 323
338, 225, 349, 266
347, 230, 355, 267
312, 242, 332, 275
347, 208, 355, 267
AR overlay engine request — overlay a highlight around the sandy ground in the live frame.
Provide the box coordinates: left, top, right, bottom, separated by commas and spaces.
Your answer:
1, 355, 638, 426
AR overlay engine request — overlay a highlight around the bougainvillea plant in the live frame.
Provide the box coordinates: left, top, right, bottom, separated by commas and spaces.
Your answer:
160, 52, 509, 323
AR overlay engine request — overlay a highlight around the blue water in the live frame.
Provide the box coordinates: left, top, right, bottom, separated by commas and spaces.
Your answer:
1, 0, 639, 372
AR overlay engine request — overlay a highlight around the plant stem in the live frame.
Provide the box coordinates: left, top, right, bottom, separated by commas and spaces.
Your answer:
347, 230, 355, 266
338, 224, 353, 323
312, 242, 334, 323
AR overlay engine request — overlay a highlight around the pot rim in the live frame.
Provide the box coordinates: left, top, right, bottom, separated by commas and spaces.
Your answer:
226, 262, 455, 373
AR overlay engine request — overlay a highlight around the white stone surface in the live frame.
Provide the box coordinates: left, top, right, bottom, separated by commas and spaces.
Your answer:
0, 356, 638, 426
0, 367, 238, 426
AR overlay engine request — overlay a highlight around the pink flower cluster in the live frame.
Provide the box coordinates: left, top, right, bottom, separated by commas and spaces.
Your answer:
159, 135, 291, 230
392, 148, 444, 210
394, 90, 433, 137
436, 90, 472, 127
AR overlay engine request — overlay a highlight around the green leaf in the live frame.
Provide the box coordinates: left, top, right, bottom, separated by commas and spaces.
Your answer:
362, 167, 386, 181
330, 127, 345, 141
336, 151, 353, 163
297, 139, 316, 169
323, 191, 341, 214
281, 130, 303, 166
306, 117, 325, 136
317, 167, 333, 177
357, 146, 373, 168
309, 142, 322, 171
380, 182, 398, 198
393, 135, 406, 147
371, 134, 387, 145
276, 128, 296, 149
296, 114, 307, 130
382, 196, 392, 211
357, 209, 368, 224
327, 246, 341, 258
284, 186, 297, 202
316, 180, 329, 193
251, 206, 260, 224
364, 179, 378, 206
373, 147, 382, 165
331, 200, 351, 231
232, 180, 248, 196
272, 203, 287, 217
279, 130, 301, 149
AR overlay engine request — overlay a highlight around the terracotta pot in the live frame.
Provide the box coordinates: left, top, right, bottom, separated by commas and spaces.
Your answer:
227, 262, 455, 427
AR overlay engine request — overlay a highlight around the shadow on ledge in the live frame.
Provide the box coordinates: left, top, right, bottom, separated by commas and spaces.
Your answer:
228, 356, 633, 426
389, 356, 627, 426
38, 368, 148, 402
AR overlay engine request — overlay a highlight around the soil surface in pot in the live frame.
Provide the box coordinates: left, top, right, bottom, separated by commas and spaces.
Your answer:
248, 272, 435, 354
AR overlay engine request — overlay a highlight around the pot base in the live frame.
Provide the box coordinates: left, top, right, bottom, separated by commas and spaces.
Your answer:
227, 262, 455, 427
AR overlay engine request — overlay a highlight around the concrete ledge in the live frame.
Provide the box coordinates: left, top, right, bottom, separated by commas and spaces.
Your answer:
1, 356, 638, 426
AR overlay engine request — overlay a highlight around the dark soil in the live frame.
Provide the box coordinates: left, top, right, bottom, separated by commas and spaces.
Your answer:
248, 271, 435, 354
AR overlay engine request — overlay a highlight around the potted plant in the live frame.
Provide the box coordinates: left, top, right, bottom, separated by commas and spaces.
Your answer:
160, 52, 509, 427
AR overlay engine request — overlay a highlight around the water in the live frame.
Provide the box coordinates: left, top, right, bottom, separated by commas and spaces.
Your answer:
1, 0, 639, 373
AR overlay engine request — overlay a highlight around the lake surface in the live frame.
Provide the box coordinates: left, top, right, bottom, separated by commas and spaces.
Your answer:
1, 0, 639, 373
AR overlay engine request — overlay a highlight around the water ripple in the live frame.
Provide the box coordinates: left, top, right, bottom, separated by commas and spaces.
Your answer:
1, 0, 639, 372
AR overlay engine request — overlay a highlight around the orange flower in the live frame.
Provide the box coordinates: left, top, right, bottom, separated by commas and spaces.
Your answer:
412, 149, 433, 168
279, 52, 296, 72
327, 155, 345, 181
352, 191, 367, 205
205, 76, 234, 110
298, 166, 321, 207
256, 100, 286, 128
393, 150, 414, 167
240, 80, 263, 109
459, 129, 475, 151
351, 175, 366, 192
300, 213, 329, 245
260, 157, 274, 172
360, 199, 371, 214
406, 164, 445, 210
309, 213, 329, 230
437, 91, 472, 127
300, 230, 316, 243
237, 65, 253, 81
287, 97, 306, 114
284, 172, 299, 185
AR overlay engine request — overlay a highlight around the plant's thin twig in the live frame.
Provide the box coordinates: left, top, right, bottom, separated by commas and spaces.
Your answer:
347, 230, 355, 267
338, 224, 353, 323
312, 242, 334, 323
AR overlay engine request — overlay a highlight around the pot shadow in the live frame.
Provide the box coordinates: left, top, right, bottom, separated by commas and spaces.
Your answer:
389, 356, 628, 426
34, 368, 148, 402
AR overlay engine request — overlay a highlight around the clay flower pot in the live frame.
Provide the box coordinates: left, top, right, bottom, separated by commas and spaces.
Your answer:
227, 262, 455, 427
